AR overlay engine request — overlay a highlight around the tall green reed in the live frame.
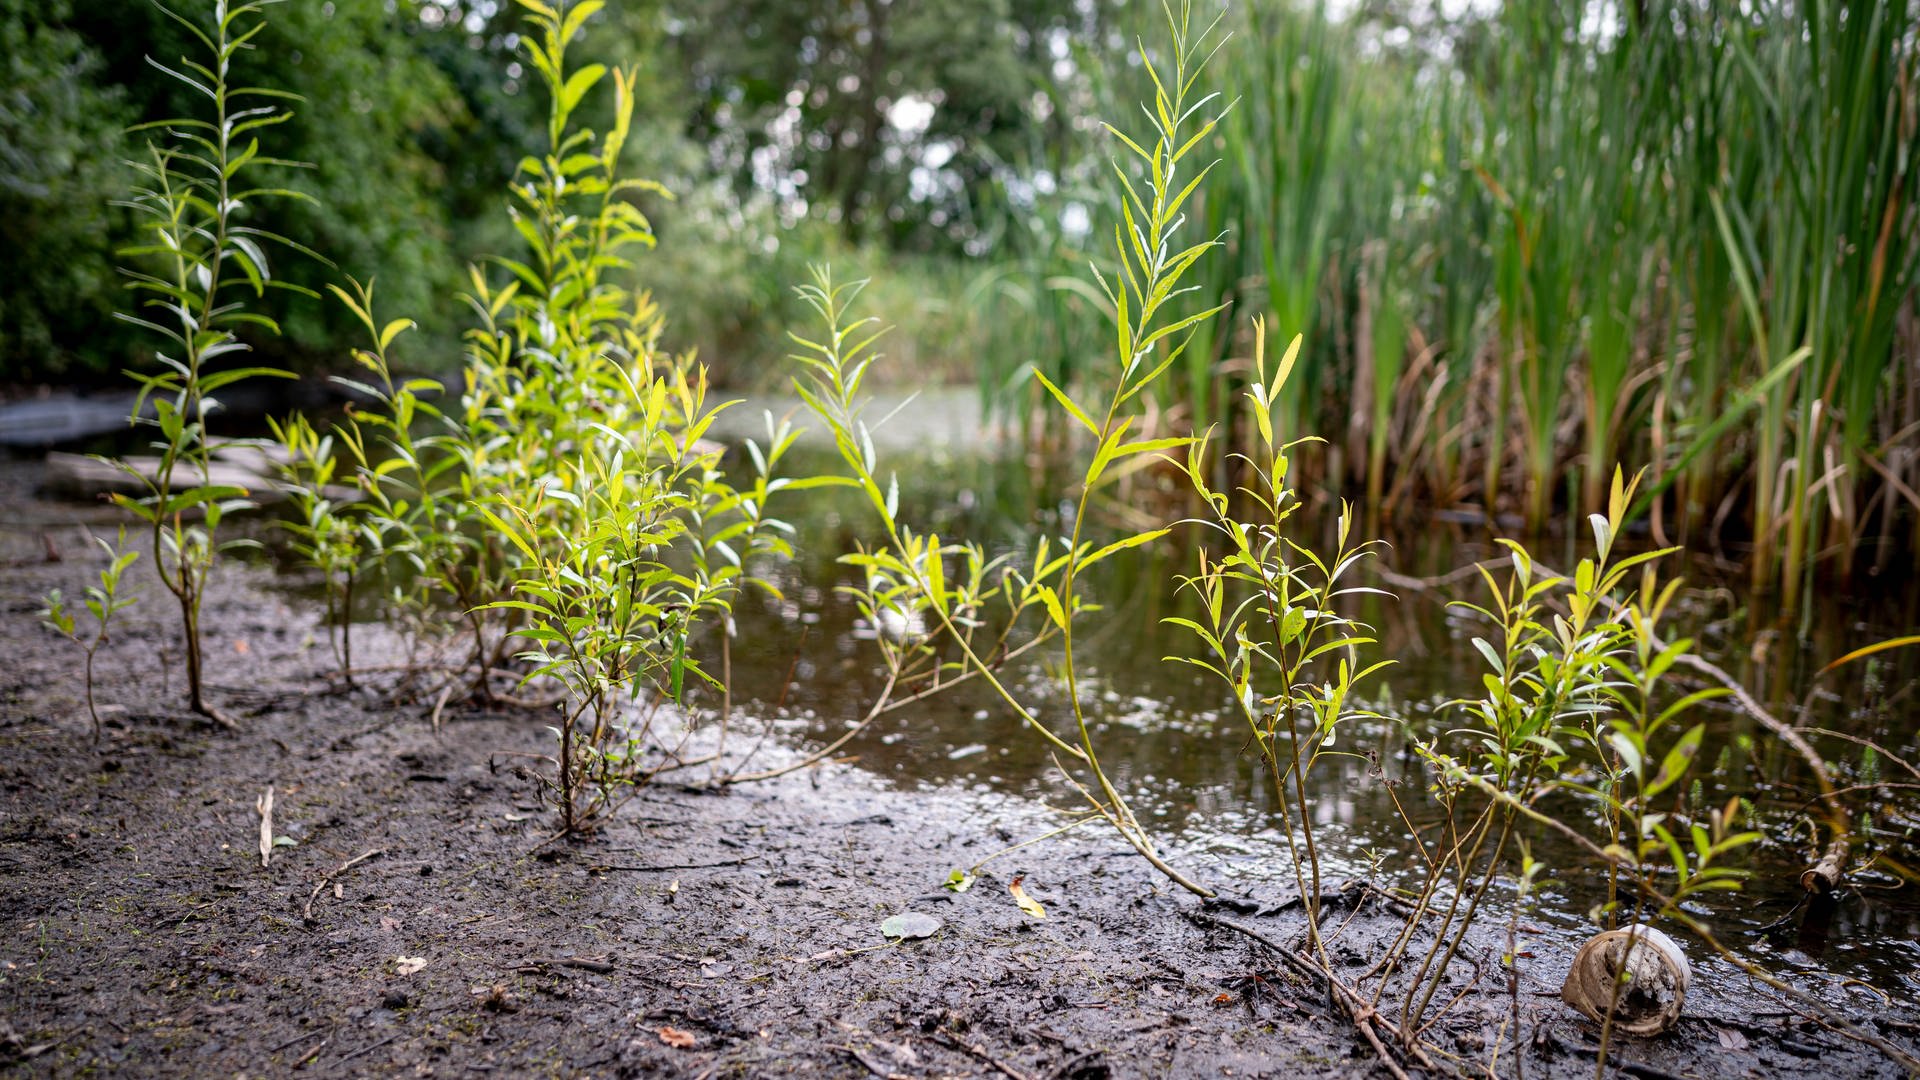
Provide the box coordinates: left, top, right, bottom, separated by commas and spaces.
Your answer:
964, 0, 1919, 599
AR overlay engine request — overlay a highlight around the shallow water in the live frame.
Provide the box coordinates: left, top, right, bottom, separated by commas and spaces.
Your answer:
714, 444, 1920, 995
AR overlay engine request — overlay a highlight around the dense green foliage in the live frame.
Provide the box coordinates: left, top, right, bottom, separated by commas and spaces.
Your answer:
0, 0, 1102, 384
795, 10, 1806, 1068
0, 0, 132, 376
3, 0, 470, 379
268, 0, 807, 832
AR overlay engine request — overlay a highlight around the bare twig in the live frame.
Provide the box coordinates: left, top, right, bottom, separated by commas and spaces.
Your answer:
338, 1033, 399, 1064
429, 683, 453, 733
270, 1028, 329, 1055
936, 1031, 1038, 1080
293, 1036, 331, 1069
1803, 728, 1920, 783
303, 848, 386, 921
1801, 837, 1851, 894
513, 956, 616, 975
590, 856, 760, 873
835, 1045, 910, 1080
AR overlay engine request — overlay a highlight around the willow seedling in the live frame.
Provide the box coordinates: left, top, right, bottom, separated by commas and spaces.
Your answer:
40, 534, 141, 743
109, 0, 320, 725
268, 412, 369, 682
453, 0, 804, 832
795, 2, 1233, 897
1166, 318, 1394, 955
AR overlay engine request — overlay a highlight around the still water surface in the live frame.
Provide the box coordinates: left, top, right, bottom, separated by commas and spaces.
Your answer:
715, 443, 1920, 995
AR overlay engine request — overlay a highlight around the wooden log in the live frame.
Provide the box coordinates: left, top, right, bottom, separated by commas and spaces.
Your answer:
40, 449, 354, 507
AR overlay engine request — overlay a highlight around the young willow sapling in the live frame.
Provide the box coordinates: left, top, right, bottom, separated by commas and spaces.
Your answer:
109, 0, 322, 724
41, 534, 141, 743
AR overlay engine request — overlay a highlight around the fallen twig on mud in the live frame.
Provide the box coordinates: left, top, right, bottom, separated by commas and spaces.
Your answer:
302, 848, 386, 921
513, 956, 616, 975
338, 1033, 398, 1064
292, 1036, 330, 1069
935, 1031, 1037, 1080
269, 1028, 330, 1055
590, 856, 760, 873
1042, 1049, 1104, 1080
835, 1044, 910, 1080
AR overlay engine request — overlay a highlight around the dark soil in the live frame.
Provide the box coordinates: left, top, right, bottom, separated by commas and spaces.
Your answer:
3, 473, 1914, 1078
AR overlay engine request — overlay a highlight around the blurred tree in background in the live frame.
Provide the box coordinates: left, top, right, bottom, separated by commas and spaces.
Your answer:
671, 0, 1096, 249
0, 0, 1100, 385
0, 0, 133, 378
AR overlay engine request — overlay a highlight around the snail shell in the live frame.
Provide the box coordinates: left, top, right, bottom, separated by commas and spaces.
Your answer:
1559, 924, 1691, 1037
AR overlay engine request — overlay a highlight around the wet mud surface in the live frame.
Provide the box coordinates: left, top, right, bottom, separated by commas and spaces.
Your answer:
3, 485, 1916, 1077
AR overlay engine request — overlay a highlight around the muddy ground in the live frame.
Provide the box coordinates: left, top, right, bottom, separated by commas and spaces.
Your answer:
3, 471, 1916, 1078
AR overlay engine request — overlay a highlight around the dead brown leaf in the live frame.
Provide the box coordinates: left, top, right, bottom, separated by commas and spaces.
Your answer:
657, 1026, 697, 1049
1010, 874, 1047, 919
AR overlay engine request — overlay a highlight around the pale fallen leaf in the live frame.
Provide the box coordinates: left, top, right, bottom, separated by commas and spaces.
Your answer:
880, 912, 942, 940
380, 917, 401, 933
256, 786, 275, 868
233, 639, 250, 655
1715, 1026, 1750, 1052
1010, 875, 1046, 919
657, 1026, 697, 1049
874, 1037, 921, 1068
393, 956, 427, 976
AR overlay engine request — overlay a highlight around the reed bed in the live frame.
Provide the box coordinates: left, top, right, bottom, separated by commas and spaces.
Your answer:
973, 0, 1919, 600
